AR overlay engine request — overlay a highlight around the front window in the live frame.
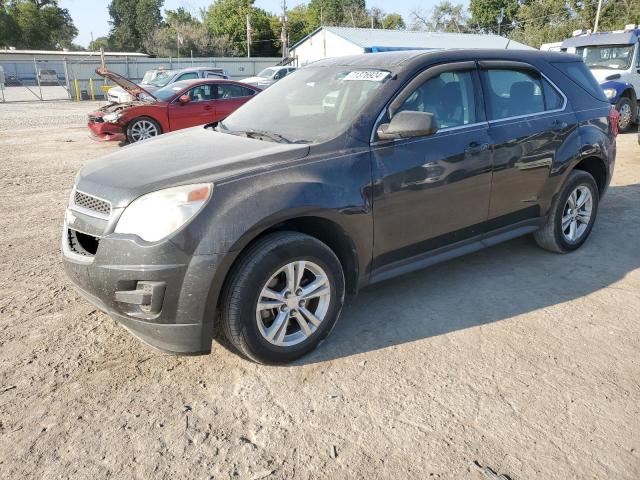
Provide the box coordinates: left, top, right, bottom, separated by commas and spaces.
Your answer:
219, 67, 391, 143
576, 44, 634, 70
398, 70, 477, 129
153, 81, 191, 101
257, 67, 278, 79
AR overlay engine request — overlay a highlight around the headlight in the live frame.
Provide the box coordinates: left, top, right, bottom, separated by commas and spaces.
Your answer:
603, 88, 616, 99
115, 183, 213, 242
102, 112, 122, 123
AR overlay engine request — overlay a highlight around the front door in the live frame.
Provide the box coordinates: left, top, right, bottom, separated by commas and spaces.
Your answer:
168, 84, 216, 131
371, 63, 493, 274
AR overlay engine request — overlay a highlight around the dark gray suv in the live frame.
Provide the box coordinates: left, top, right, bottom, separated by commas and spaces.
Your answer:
63, 50, 617, 364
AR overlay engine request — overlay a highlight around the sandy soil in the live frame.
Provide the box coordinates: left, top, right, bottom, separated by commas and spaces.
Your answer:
0, 102, 639, 480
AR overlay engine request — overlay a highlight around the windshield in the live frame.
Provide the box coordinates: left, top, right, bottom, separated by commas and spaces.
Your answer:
220, 67, 391, 143
148, 70, 177, 87
257, 67, 278, 78
576, 44, 634, 70
153, 81, 190, 101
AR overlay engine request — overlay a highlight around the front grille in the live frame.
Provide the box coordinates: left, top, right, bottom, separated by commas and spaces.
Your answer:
88, 114, 104, 123
74, 190, 111, 216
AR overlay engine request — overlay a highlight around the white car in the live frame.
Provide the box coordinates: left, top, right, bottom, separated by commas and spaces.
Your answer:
241, 66, 296, 89
107, 69, 174, 103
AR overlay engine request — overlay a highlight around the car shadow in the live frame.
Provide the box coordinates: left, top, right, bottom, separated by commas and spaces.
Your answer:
300, 183, 640, 364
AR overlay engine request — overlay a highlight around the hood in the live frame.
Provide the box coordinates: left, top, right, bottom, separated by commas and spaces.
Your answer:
588, 68, 628, 83
96, 67, 157, 100
76, 126, 310, 208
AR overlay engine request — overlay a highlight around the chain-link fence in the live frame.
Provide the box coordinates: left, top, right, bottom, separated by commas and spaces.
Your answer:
0, 55, 282, 103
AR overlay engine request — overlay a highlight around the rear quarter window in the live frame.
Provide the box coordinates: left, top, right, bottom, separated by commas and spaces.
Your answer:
551, 61, 607, 102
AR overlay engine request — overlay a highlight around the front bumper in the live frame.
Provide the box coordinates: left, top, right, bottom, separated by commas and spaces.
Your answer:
88, 121, 126, 142
62, 223, 223, 354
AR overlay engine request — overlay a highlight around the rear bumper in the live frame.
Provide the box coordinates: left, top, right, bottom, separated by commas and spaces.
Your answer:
62, 224, 223, 354
88, 121, 126, 142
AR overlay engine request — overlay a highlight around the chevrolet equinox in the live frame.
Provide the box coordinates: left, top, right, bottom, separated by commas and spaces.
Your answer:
62, 50, 617, 364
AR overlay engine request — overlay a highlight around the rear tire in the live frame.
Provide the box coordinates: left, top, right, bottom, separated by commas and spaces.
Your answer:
534, 170, 599, 253
126, 116, 162, 143
615, 97, 634, 133
220, 232, 345, 364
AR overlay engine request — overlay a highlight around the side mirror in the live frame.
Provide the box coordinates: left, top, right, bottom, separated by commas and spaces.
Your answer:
377, 111, 438, 141
179, 95, 190, 105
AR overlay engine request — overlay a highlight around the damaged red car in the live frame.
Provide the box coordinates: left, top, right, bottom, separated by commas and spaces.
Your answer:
89, 68, 261, 143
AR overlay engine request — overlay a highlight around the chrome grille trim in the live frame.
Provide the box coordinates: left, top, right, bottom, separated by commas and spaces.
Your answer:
72, 189, 112, 218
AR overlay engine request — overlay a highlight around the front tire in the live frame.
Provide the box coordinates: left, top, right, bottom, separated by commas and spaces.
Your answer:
534, 170, 599, 253
126, 117, 161, 143
615, 97, 634, 133
220, 232, 345, 364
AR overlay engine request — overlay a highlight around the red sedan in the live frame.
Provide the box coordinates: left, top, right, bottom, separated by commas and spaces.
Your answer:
89, 68, 261, 143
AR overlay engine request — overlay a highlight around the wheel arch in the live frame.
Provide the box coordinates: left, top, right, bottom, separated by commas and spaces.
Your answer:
220, 214, 361, 297
572, 155, 608, 196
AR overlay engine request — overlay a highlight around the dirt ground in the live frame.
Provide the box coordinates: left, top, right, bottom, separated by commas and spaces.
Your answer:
0, 101, 639, 480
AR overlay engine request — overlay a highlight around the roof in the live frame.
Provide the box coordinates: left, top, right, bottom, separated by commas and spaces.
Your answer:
309, 49, 579, 70
561, 29, 640, 48
0, 49, 148, 57
290, 26, 534, 51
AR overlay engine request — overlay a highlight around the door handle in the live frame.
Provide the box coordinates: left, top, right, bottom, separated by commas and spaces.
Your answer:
465, 141, 489, 155
204, 105, 213, 111
551, 120, 567, 131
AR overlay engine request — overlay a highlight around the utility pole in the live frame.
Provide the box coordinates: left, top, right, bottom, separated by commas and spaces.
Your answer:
281, 0, 288, 59
593, 0, 603, 33
497, 7, 504, 36
246, 14, 252, 58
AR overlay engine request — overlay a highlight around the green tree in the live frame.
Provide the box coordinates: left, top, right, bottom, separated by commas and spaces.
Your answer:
204, 0, 277, 56
412, 2, 469, 32
469, 0, 519, 34
3, 0, 77, 49
108, 0, 163, 52
382, 13, 406, 30
88, 36, 110, 52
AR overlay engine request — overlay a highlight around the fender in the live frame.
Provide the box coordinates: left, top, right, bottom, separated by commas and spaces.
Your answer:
600, 80, 637, 105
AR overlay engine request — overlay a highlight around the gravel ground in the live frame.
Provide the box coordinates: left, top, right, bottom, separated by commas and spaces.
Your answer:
0, 101, 639, 480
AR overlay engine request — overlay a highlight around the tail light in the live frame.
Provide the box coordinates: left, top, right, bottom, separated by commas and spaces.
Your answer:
609, 107, 619, 137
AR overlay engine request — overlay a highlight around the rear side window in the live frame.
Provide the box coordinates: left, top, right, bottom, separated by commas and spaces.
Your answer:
217, 84, 255, 99
542, 79, 564, 110
551, 61, 607, 102
483, 69, 545, 119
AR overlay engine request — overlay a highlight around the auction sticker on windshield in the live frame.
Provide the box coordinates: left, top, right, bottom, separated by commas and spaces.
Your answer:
343, 70, 390, 82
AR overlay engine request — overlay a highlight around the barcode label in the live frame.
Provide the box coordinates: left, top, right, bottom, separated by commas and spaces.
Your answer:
343, 70, 390, 82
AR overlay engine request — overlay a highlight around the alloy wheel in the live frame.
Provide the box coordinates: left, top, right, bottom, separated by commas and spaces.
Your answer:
130, 120, 159, 142
561, 185, 593, 243
618, 103, 632, 131
256, 261, 331, 347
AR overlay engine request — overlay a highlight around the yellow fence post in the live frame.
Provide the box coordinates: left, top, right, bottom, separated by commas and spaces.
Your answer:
89, 78, 95, 101
74, 78, 80, 101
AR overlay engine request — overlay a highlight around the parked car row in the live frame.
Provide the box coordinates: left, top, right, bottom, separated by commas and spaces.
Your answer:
68, 49, 618, 364
90, 67, 259, 143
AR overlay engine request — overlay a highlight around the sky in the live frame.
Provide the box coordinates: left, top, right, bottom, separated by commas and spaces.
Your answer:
58, 0, 458, 48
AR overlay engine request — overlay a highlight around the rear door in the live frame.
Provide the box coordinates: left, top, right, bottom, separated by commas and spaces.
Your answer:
479, 61, 577, 225
213, 83, 257, 120
167, 83, 217, 130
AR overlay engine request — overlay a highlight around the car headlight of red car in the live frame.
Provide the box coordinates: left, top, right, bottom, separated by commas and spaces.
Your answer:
102, 112, 123, 123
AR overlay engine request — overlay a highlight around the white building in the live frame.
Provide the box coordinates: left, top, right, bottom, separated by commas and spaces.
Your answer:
290, 26, 534, 66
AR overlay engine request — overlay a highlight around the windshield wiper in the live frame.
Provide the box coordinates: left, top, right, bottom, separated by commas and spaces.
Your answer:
223, 128, 292, 144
